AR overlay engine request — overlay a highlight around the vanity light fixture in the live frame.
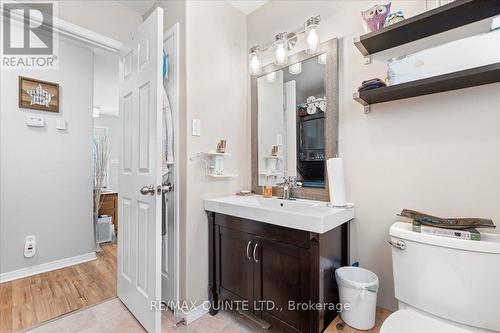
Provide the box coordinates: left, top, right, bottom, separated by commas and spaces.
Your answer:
305, 16, 320, 54
274, 33, 288, 65
288, 62, 302, 75
249, 46, 262, 75
248, 15, 321, 75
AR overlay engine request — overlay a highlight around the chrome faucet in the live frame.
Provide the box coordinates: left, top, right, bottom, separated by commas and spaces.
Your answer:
277, 176, 302, 200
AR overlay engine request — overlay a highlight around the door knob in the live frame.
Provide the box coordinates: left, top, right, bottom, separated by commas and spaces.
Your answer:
157, 183, 173, 195
140, 185, 155, 196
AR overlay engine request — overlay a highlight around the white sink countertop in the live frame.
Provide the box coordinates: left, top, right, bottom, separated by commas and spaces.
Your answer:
204, 195, 355, 234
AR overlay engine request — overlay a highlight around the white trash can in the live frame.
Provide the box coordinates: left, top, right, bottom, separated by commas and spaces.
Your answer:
335, 266, 379, 330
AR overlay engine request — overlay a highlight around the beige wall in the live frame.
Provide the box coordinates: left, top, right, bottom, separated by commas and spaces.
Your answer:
184, 0, 248, 303
56, 0, 142, 42
248, 1, 500, 310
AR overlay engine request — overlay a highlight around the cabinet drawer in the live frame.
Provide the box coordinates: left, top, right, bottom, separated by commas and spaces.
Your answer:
215, 214, 311, 249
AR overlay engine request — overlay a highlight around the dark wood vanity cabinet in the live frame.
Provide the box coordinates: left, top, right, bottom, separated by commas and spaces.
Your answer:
207, 212, 349, 333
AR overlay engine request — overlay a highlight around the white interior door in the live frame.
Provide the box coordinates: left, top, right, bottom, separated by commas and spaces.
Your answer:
118, 8, 163, 333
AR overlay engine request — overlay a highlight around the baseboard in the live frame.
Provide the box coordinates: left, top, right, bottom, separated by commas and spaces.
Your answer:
175, 302, 209, 325
0, 252, 97, 283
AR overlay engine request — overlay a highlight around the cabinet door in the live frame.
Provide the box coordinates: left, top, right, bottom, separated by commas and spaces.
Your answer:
254, 238, 310, 333
217, 227, 254, 304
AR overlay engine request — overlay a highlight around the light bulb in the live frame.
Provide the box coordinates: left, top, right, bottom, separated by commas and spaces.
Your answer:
274, 33, 288, 65
305, 16, 320, 54
306, 28, 319, 53
248, 46, 262, 75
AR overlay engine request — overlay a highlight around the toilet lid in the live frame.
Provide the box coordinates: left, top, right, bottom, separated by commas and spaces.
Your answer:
380, 309, 471, 333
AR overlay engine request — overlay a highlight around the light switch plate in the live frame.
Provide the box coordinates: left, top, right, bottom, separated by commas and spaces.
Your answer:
276, 134, 283, 146
192, 119, 201, 136
26, 115, 45, 127
55, 117, 66, 130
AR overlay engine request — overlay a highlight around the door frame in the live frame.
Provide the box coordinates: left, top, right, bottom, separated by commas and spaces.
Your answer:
163, 22, 181, 309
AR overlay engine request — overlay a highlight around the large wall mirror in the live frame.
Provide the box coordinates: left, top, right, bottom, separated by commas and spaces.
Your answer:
251, 38, 338, 201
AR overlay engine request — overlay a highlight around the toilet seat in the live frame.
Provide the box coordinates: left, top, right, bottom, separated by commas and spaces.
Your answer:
380, 309, 471, 333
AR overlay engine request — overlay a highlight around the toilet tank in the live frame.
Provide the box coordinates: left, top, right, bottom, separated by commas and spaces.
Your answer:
389, 222, 500, 332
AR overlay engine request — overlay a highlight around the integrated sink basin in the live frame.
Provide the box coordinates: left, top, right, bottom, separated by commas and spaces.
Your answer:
204, 195, 354, 233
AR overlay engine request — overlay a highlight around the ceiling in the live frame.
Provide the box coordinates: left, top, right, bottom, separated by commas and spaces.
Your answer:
116, 0, 268, 16
116, 0, 156, 15
226, 0, 268, 15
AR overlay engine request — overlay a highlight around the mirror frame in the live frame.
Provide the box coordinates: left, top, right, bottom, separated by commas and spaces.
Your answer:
251, 37, 338, 201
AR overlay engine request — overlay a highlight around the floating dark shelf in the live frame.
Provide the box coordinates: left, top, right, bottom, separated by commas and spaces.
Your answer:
353, 63, 500, 107
354, 0, 500, 56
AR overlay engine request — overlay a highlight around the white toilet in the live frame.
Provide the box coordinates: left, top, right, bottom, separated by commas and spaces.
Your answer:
381, 222, 500, 333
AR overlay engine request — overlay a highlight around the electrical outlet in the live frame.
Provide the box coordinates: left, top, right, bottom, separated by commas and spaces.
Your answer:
24, 235, 36, 258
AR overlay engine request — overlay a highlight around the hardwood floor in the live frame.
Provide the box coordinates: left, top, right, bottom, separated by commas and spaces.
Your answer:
0, 242, 117, 333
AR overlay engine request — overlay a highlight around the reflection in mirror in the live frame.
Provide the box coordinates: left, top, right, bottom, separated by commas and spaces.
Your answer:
258, 54, 326, 188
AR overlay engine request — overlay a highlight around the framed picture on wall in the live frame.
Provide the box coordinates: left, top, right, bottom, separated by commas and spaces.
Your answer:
18, 76, 59, 112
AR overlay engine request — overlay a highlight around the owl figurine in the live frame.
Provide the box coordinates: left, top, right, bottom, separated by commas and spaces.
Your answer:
384, 11, 405, 27
361, 3, 391, 32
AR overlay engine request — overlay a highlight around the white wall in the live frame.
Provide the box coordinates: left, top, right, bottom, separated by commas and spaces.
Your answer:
0, 40, 95, 274
248, 1, 500, 310
184, 0, 248, 304
94, 51, 119, 116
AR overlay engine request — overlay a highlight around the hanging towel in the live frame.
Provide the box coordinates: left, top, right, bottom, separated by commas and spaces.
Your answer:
162, 88, 174, 177
163, 51, 169, 81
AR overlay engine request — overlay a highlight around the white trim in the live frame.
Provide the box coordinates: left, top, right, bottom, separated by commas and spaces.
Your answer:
53, 17, 123, 53
175, 303, 209, 325
5, 5, 123, 53
0, 252, 97, 283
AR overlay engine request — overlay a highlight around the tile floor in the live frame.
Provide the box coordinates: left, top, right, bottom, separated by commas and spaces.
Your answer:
25, 298, 283, 333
